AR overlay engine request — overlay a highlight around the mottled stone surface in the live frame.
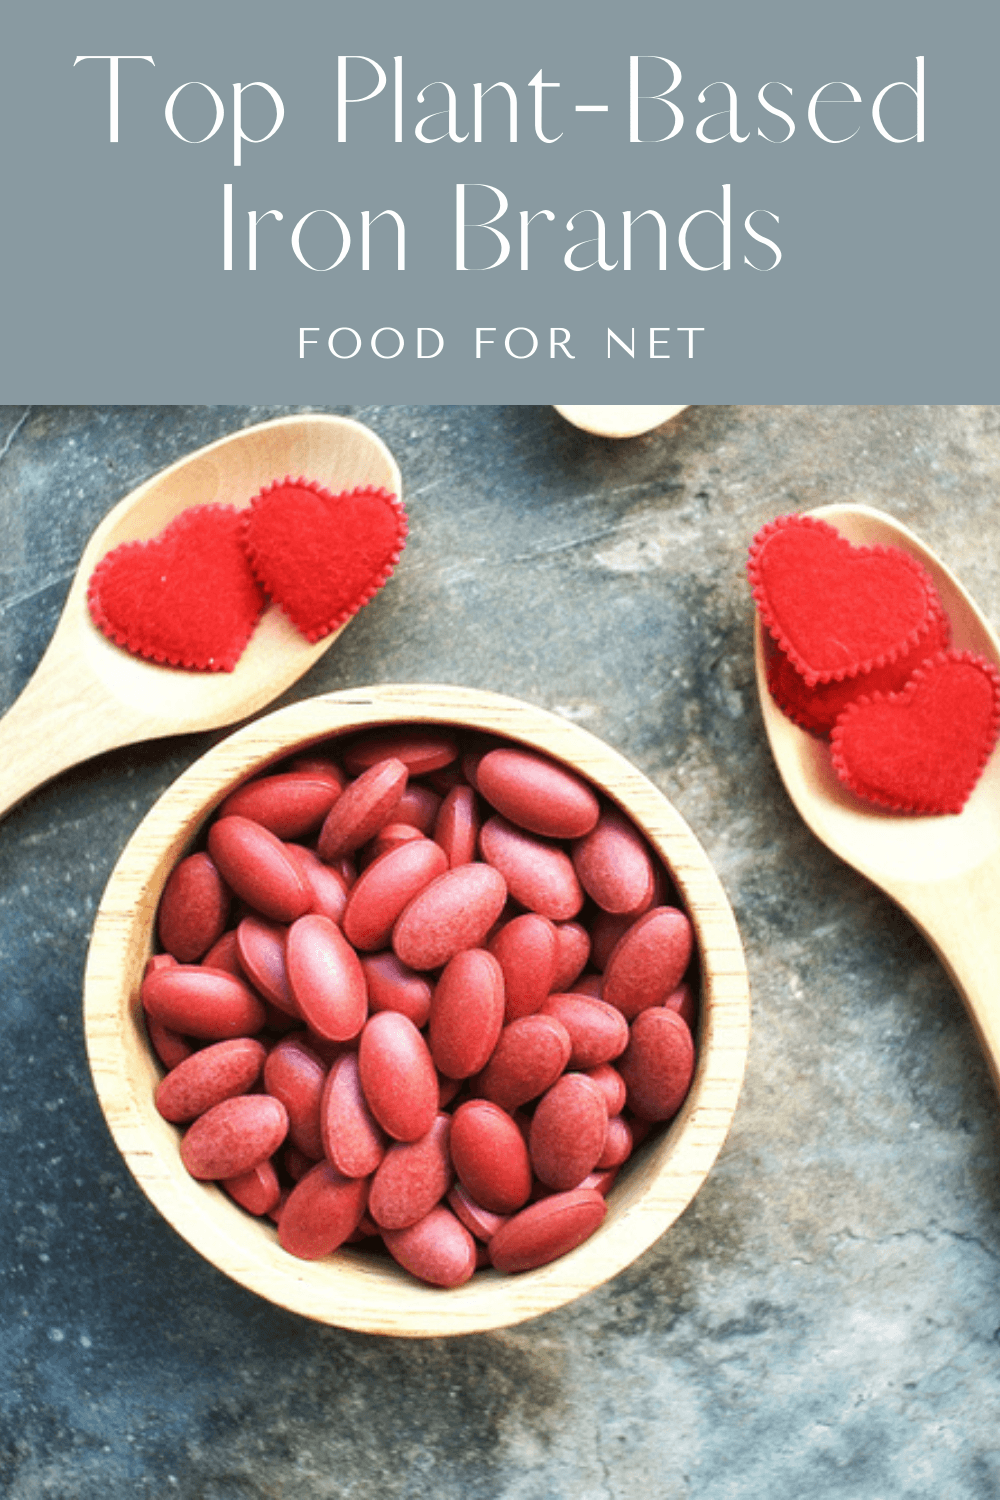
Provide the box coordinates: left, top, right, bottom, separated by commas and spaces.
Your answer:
2, 405, 1000, 1498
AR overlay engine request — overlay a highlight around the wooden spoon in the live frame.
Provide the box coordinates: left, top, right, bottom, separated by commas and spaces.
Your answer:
554, 405, 690, 438
0, 414, 401, 820
754, 503, 1000, 1089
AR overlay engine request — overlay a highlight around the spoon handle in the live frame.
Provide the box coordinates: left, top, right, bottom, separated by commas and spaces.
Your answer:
0, 652, 139, 821
903, 851, 1000, 1093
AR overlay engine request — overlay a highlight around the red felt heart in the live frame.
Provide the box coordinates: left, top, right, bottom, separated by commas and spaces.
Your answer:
88, 504, 266, 672
830, 649, 1000, 814
243, 479, 408, 642
748, 514, 942, 685
766, 600, 952, 736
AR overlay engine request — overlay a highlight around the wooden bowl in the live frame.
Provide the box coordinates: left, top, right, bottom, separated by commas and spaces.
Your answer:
84, 685, 750, 1336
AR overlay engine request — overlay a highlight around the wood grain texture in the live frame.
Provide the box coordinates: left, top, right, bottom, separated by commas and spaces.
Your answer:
0, 415, 401, 820
84, 685, 751, 1337
755, 504, 1000, 1093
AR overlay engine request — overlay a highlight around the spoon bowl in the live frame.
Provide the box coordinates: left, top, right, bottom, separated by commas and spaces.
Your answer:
755, 504, 1000, 1087
0, 415, 401, 819
554, 405, 690, 439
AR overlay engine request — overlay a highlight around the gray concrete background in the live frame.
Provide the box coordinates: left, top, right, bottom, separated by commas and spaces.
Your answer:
1, 404, 999, 1498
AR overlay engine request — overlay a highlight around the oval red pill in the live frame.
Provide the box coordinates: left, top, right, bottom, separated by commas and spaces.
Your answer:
320, 1051, 386, 1177
157, 852, 230, 963
597, 1114, 634, 1169
529, 1073, 608, 1189
263, 1036, 327, 1160
583, 1062, 627, 1116
393, 784, 442, 834
343, 838, 448, 952
429, 949, 505, 1079
446, 1183, 510, 1242
539, 994, 629, 1069
342, 729, 459, 777
180, 1094, 288, 1180
382, 1206, 476, 1288
286, 914, 368, 1041
277, 1161, 369, 1260
283, 843, 350, 924
551, 920, 591, 993
475, 1014, 572, 1112
476, 748, 600, 839
359, 951, 433, 1028
236, 916, 297, 1014
572, 807, 656, 915
602, 906, 694, 1019
479, 816, 583, 921
392, 863, 508, 971
155, 1037, 265, 1123
368, 1114, 453, 1230
223, 1159, 281, 1216
200, 930, 244, 978
207, 816, 312, 924
317, 758, 408, 860
488, 913, 557, 1022
146, 1016, 192, 1071
142, 965, 266, 1039
358, 1011, 439, 1142
449, 1100, 533, 1214
433, 784, 480, 869
218, 772, 340, 840
489, 1188, 607, 1273
618, 1007, 696, 1121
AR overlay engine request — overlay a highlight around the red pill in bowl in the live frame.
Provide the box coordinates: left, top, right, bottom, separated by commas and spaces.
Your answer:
539, 994, 629, 1069
428, 948, 505, 1079
343, 838, 448, 952
207, 816, 312, 924
263, 1036, 327, 1160
572, 807, 656, 915
342, 729, 459, 777
358, 1011, 439, 1142
277, 1161, 369, 1260
449, 1100, 532, 1214
286, 915, 368, 1041
317, 758, 409, 860
392, 862, 508, 971
218, 772, 340, 840
320, 1051, 386, 1177
360, 951, 432, 1028
433, 784, 480, 868
474, 1014, 572, 1112
602, 906, 694, 1019
382, 1205, 477, 1288
618, 1007, 696, 1121
236, 916, 297, 1014
488, 1188, 607, 1273
528, 1073, 608, 1190
180, 1094, 288, 1180
155, 1037, 265, 1123
368, 1113, 453, 1230
142, 965, 266, 1040
476, 748, 601, 839
479, 817, 583, 921
157, 852, 230, 963
488, 913, 557, 1022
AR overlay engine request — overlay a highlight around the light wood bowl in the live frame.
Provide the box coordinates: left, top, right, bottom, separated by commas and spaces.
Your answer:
84, 685, 750, 1336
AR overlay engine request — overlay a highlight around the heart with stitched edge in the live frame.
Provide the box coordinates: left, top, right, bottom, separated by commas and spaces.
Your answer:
748, 514, 943, 685
830, 649, 1000, 814
766, 599, 952, 736
87, 504, 266, 672
243, 479, 408, 643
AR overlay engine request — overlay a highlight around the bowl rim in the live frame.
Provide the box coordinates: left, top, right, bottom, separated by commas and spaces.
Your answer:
84, 683, 751, 1337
